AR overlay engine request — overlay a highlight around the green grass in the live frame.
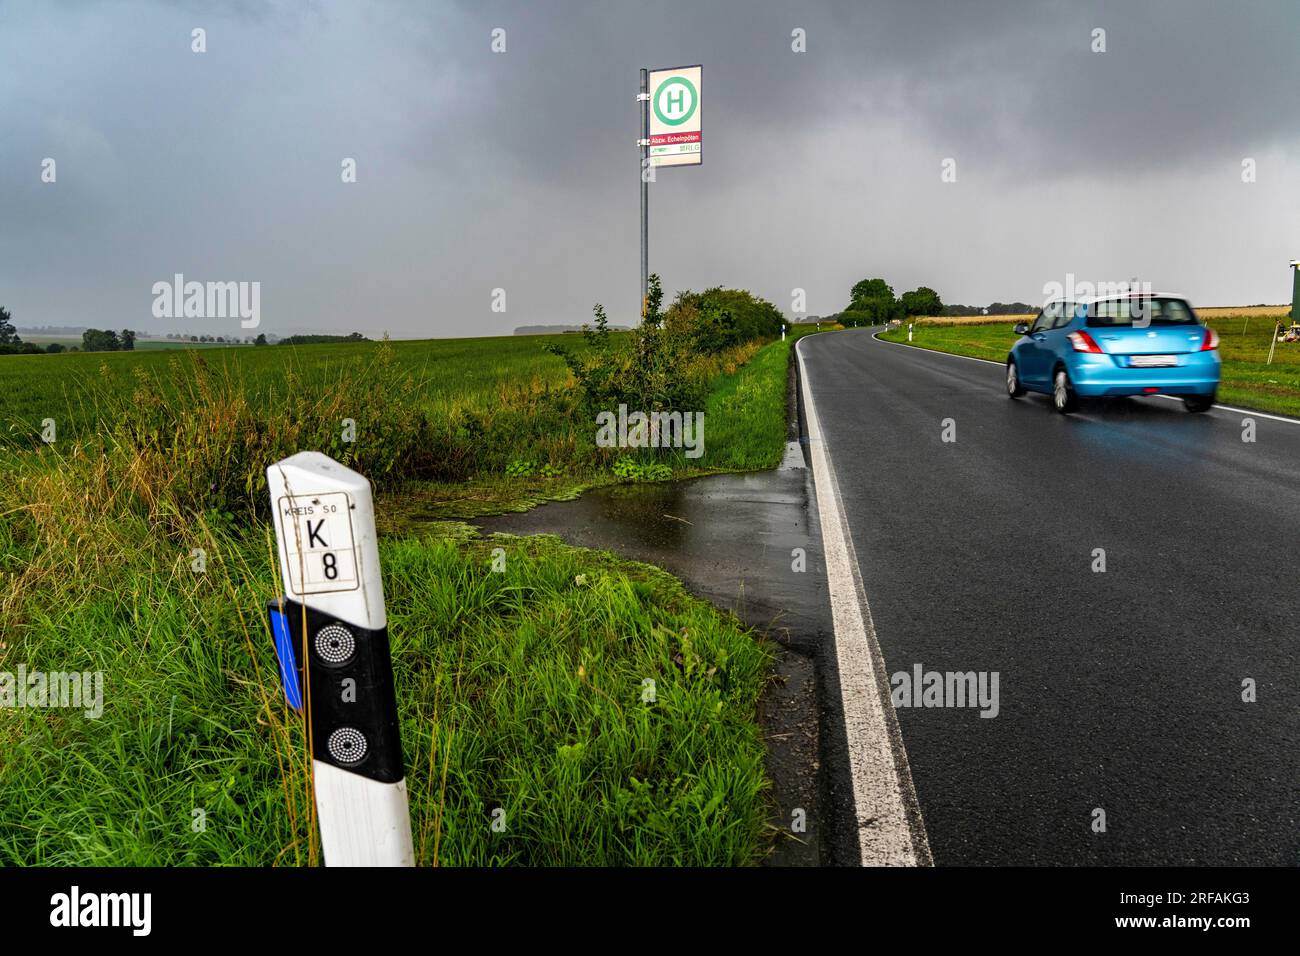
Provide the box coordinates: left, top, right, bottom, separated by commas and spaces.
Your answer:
0, 516, 772, 865
700, 329, 799, 470
878, 315, 1300, 417
0, 326, 809, 866
1, 334, 600, 445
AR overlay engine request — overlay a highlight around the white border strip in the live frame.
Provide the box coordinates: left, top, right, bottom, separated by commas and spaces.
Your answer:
871, 327, 1300, 426
795, 334, 931, 867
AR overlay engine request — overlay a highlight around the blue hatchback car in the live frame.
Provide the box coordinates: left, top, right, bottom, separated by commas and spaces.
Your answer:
1006, 294, 1220, 413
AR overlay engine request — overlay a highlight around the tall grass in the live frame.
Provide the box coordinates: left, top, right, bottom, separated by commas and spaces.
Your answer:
0, 468, 773, 864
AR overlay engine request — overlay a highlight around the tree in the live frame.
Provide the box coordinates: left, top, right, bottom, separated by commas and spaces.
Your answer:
45, 342, 65, 354
850, 278, 894, 304
120, 329, 136, 351
81, 329, 121, 352
0, 305, 21, 345
900, 287, 943, 318
987, 302, 1034, 315
847, 277, 901, 325
254, 333, 268, 346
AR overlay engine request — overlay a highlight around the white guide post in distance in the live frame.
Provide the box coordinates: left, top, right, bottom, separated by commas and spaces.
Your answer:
266, 451, 414, 867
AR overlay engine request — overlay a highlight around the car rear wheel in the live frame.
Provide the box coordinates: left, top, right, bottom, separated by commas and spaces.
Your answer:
1052, 368, 1078, 413
1006, 359, 1025, 398
1183, 392, 1215, 413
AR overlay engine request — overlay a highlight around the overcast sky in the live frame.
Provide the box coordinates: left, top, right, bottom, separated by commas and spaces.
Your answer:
2, 0, 1298, 337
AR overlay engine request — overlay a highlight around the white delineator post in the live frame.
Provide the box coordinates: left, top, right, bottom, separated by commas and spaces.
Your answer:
267, 451, 414, 867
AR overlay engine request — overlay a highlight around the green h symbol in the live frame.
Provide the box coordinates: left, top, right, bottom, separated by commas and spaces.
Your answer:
667, 87, 685, 114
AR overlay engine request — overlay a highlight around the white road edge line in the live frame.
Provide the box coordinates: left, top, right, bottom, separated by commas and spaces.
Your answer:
795, 334, 933, 867
870, 328, 1300, 426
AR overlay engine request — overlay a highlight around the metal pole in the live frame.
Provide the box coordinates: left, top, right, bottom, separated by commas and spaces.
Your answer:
640, 68, 649, 321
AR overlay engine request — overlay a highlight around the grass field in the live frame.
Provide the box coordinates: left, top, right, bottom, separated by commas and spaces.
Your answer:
880, 313, 1300, 416
0, 326, 807, 866
1, 333, 594, 446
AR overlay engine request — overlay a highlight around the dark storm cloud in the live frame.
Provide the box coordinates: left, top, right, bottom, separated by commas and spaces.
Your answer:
1, 0, 1297, 337
432, 0, 1300, 183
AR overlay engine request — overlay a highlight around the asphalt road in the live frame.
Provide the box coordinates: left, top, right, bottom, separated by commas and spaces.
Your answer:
798, 327, 1300, 865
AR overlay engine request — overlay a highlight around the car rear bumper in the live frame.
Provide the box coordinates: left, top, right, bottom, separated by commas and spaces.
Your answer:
1067, 351, 1220, 397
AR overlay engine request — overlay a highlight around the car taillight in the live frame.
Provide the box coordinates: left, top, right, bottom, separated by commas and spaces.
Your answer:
1068, 330, 1104, 353
1200, 327, 1219, 351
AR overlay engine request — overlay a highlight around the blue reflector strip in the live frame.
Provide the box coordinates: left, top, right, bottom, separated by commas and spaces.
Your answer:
269, 608, 304, 710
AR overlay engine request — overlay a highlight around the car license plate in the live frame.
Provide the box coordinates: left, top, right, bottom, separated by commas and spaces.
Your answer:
1130, 354, 1177, 367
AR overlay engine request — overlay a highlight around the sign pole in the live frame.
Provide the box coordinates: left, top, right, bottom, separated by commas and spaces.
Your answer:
265, 451, 414, 866
640, 67, 649, 321
640, 64, 701, 321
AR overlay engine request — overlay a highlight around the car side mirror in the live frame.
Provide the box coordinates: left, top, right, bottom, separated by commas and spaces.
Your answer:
1013, 323, 1030, 336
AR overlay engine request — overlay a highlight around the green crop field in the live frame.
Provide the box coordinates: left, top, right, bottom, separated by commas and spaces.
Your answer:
2, 334, 595, 445
879, 313, 1300, 417
0, 325, 810, 866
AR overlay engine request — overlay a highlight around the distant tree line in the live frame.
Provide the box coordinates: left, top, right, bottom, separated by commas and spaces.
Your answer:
276, 332, 369, 345
166, 333, 270, 344
834, 280, 1038, 326
837, 278, 944, 327
0, 305, 73, 354
0, 306, 358, 355
941, 301, 1035, 316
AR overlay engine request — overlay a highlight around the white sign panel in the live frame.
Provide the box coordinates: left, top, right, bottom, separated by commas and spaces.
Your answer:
276, 490, 360, 595
267, 451, 386, 629
649, 64, 702, 167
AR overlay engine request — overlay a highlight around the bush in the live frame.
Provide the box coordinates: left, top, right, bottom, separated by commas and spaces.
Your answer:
665, 287, 784, 353
548, 276, 709, 416
612, 457, 672, 482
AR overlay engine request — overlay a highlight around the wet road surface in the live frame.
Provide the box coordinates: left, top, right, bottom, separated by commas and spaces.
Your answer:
798, 328, 1300, 865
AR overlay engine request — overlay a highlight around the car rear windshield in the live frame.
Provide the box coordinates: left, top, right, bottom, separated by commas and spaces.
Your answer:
1086, 298, 1198, 327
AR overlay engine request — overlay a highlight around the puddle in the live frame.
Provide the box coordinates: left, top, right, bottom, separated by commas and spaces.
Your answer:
475, 443, 827, 646
475, 440, 830, 865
